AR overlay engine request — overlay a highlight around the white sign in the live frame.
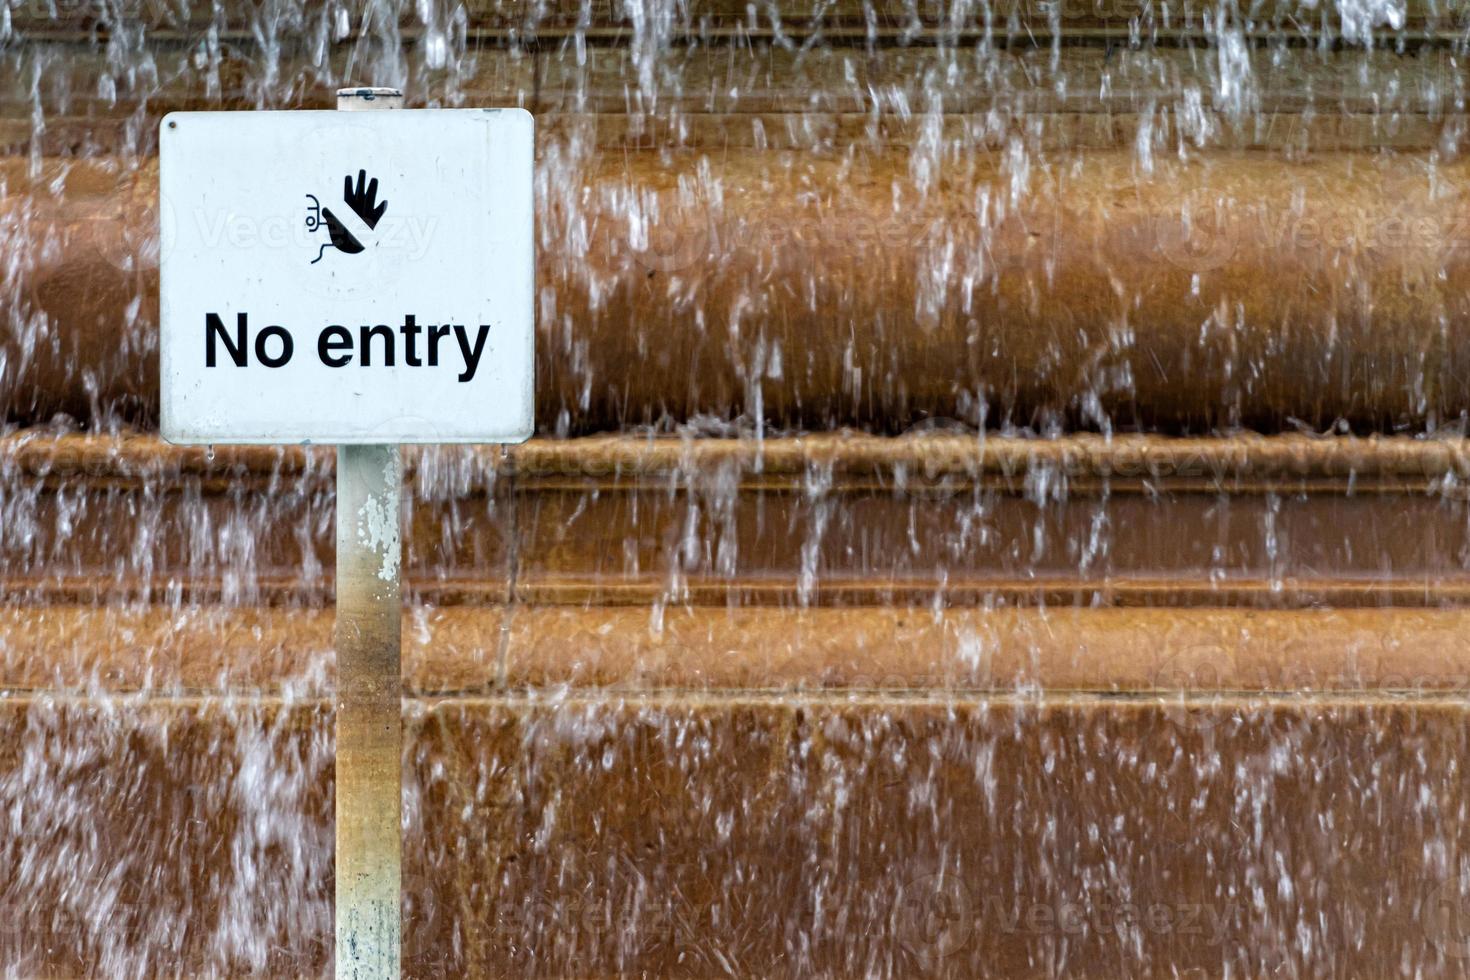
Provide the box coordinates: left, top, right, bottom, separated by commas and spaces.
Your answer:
159, 109, 534, 444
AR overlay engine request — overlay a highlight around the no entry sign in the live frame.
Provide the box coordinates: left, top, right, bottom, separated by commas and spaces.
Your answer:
159, 108, 534, 444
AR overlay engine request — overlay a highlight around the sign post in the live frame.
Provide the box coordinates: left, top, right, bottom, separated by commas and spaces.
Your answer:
334, 437, 402, 977
333, 86, 404, 980
158, 90, 535, 979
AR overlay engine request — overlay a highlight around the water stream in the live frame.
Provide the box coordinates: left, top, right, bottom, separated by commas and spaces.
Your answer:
1, 0, 1468, 976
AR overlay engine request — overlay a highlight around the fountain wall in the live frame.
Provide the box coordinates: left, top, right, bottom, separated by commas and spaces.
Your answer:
3, 1, 1470, 976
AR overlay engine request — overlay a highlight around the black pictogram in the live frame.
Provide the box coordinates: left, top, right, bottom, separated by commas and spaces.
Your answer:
305, 169, 389, 264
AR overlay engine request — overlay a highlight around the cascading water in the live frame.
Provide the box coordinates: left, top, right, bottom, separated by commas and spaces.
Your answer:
2, 0, 1470, 976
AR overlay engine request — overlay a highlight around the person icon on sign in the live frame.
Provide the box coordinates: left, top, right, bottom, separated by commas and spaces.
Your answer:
306, 169, 388, 264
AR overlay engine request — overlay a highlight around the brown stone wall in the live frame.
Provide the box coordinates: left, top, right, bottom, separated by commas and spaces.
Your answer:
3, 695, 1466, 977
5, 5, 1469, 976
8, 150, 1470, 432
1, 434, 1468, 974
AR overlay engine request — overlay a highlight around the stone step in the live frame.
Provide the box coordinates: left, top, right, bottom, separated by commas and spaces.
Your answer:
3, 47, 1459, 159
7, 148, 1470, 433
8, 0, 1467, 42
1, 693, 1465, 976
5, 433, 1469, 609
4, 432, 1467, 974
7, 603, 1470, 693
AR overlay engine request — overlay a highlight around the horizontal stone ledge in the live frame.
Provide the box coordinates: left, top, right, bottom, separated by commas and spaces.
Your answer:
6, 47, 1455, 113
6, 604, 1470, 695
4, 48, 1461, 158
0, 694, 1464, 976
7, 0, 1463, 40
37, 23, 1456, 45
5, 433, 1469, 609
8, 149, 1470, 433
8, 688, 1470, 707
8, 431, 1470, 485
7, 575, 1470, 610
8, 112, 1460, 162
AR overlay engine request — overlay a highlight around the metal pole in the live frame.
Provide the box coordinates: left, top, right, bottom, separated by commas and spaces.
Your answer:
334, 86, 404, 980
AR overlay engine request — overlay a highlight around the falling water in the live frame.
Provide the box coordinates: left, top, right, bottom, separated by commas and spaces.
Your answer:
2, 0, 1470, 975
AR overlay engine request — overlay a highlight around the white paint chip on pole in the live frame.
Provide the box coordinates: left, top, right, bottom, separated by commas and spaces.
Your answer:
157, 89, 535, 979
